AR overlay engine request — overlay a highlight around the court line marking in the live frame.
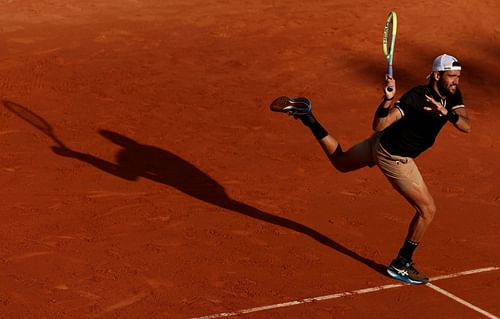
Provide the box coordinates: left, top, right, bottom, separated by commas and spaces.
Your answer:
429, 267, 499, 281
426, 283, 499, 319
191, 266, 499, 319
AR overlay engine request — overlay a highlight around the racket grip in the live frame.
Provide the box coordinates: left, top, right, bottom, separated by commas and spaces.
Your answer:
386, 65, 394, 92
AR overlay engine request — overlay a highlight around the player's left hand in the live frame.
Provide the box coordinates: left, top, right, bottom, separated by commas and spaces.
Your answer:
424, 95, 447, 116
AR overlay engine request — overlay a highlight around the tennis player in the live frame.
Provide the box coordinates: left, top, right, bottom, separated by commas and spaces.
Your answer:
271, 54, 471, 284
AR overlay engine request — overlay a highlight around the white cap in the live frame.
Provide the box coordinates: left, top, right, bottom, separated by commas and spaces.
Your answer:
426, 54, 461, 79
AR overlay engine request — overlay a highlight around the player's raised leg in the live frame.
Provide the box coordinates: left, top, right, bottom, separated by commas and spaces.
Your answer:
270, 98, 376, 172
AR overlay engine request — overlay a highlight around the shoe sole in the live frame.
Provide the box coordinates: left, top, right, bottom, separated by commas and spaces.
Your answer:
270, 96, 311, 115
386, 268, 428, 285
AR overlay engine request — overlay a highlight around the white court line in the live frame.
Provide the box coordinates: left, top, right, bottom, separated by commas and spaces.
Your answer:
426, 283, 499, 319
191, 266, 499, 319
429, 267, 500, 282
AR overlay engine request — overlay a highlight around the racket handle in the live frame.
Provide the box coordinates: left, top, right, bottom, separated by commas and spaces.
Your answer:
386, 65, 394, 92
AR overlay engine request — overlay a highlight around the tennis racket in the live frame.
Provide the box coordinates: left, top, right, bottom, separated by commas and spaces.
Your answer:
2, 99, 67, 149
383, 11, 397, 90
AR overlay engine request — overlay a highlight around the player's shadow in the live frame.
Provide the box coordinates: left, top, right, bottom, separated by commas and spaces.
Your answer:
2, 98, 386, 275
52, 129, 386, 275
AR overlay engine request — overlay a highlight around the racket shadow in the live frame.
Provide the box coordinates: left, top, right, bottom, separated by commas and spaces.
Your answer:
52, 129, 388, 276
2, 99, 67, 149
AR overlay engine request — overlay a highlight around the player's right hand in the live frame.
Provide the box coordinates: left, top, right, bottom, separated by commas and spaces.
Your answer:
384, 75, 396, 100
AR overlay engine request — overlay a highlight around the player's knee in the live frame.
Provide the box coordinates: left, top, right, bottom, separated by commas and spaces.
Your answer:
331, 160, 352, 173
334, 162, 351, 173
330, 154, 353, 173
419, 203, 436, 223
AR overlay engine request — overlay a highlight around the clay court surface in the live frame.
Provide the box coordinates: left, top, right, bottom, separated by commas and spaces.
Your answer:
1, 0, 499, 318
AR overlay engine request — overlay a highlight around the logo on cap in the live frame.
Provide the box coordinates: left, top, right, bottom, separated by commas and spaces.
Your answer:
427, 54, 461, 79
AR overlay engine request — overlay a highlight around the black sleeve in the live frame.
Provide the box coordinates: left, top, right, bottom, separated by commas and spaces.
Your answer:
450, 88, 464, 109
395, 88, 420, 118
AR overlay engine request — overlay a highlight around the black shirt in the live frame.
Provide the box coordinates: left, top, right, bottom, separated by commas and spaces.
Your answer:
380, 85, 464, 158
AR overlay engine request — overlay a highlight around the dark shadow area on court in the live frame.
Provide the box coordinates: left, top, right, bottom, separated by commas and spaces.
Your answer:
2, 99, 68, 148
52, 129, 388, 275
2, 99, 388, 276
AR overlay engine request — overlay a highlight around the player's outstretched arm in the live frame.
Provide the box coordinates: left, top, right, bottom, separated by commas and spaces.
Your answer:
372, 76, 402, 131
424, 95, 471, 133
449, 107, 471, 133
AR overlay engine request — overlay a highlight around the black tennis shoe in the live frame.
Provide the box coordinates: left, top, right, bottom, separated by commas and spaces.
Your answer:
387, 256, 429, 285
270, 96, 311, 116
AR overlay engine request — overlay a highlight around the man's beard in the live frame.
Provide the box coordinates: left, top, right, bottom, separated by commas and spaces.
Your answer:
438, 79, 457, 97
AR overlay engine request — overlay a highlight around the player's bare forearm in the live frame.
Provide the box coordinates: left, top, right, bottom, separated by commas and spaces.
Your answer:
452, 108, 471, 133
372, 98, 401, 131
373, 76, 400, 131
372, 98, 391, 131
425, 95, 471, 133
